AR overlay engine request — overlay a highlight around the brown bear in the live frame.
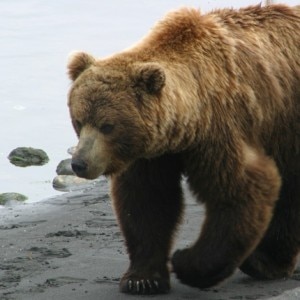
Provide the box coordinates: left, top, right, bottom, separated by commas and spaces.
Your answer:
67, 4, 300, 295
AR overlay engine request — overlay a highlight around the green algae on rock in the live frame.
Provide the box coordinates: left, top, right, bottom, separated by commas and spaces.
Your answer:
8, 147, 49, 167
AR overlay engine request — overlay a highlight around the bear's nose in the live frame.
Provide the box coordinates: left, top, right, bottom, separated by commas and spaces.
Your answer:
71, 158, 88, 176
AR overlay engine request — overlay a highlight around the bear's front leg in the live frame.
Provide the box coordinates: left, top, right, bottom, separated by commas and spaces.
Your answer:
111, 155, 183, 295
172, 153, 281, 288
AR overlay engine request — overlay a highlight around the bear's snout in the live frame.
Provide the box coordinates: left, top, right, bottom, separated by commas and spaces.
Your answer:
71, 158, 88, 177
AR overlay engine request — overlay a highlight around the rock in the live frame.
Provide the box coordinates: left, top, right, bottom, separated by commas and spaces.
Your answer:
67, 146, 76, 155
8, 147, 49, 167
0, 193, 27, 206
52, 175, 92, 192
56, 158, 74, 175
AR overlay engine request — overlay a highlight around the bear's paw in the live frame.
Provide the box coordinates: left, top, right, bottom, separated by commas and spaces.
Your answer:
172, 248, 235, 289
240, 249, 296, 280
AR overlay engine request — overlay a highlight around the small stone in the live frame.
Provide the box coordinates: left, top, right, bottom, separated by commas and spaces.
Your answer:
67, 146, 76, 155
52, 175, 91, 192
0, 193, 27, 206
56, 159, 74, 175
8, 147, 49, 167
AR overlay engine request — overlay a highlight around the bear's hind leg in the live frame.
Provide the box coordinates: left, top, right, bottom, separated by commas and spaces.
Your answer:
111, 154, 183, 295
240, 174, 300, 279
172, 152, 281, 288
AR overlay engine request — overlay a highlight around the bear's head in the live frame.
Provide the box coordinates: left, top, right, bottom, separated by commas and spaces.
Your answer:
67, 51, 166, 179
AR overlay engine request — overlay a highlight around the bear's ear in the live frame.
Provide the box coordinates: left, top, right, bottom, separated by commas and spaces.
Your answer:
67, 51, 96, 81
135, 63, 166, 94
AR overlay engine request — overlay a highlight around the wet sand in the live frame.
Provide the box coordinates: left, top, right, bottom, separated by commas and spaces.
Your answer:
1, 180, 300, 300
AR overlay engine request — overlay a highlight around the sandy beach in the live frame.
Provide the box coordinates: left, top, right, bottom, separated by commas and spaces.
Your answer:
1, 180, 300, 300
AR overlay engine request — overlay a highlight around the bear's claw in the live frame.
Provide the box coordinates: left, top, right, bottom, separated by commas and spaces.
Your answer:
120, 277, 170, 294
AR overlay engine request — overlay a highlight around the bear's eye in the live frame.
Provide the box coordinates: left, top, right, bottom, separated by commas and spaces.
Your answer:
74, 120, 82, 131
100, 123, 114, 135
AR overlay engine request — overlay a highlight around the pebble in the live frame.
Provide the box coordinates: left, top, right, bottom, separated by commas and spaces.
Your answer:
56, 158, 74, 175
67, 146, 76, 155
52, 175, 92, 192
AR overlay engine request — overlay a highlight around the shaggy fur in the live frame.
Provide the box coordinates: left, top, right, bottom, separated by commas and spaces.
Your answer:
67, 4, 300, 295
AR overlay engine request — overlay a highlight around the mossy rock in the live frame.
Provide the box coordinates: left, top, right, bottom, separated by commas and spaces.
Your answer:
8, 147, 49, 167
0, 193, 28, 205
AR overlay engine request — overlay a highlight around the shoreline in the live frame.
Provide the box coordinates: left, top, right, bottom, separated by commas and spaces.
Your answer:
1, 180, 299, 300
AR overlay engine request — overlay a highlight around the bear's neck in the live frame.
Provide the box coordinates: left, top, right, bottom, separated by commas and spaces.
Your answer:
144, 61, 239, 157
144, 70, 211, 156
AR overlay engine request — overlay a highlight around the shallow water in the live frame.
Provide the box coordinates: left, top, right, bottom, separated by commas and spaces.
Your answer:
0, 0, 297, 203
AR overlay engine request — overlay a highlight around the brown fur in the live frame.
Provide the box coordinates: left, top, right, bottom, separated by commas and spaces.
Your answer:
67, 4, 300, 295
